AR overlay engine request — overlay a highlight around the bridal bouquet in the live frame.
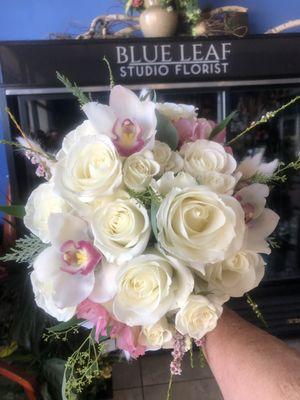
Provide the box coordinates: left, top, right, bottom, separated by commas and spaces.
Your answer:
2, 73, 300, 398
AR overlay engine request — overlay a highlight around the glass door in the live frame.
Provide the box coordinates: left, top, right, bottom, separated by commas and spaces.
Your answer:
226, 85, 300, 281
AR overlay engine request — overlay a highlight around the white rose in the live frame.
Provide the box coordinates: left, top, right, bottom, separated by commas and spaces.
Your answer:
31, 271, 76, 321
57, 120, 99, 160
175, 295, 222, 340
153, 171, 197, 197
24, 182, 70, 243
165, 151, 184, 174
156, 102, 197, 121
203, 251, 265, 298
91, 195, 151, 265
152, 140, 172, 174
53, 133, 122, 210
113, 252, 194, 326
180, 139, 237, 177
156, 186, 245, 268
139, 317, 174, 350
197, 171, 239, 195
123, 150, 160, 192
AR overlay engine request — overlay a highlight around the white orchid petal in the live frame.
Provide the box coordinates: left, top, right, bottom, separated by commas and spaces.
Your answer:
246, 208, 280, 253
82, 102, 115, 135
109, 85, 140, 117
89, 261, 119, 303
52, 270, 95, 308
30, 271, 76, 322
236, 183, 269, 219
33, 246, 61, 282
48, 213, 89, 246
258, 159, 279, 176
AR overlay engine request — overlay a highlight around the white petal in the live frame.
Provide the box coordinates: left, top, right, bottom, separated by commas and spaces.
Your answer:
82, 102, 115, 135
245, 209, 280, 253
237, 153, 263, 179
33, 246, 61, 282
52, 270, 95, 308
236, 183, 269, 219
89, 261, 119, 303
109, 85, 140, 117
30, 271, 76, 322
48, 213, 89, 246
258, 159, 279, 176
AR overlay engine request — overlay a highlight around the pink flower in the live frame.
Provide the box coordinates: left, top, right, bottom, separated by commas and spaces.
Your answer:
77, 299, 109, 340
132, 0, 143, 7
110, 320, 146, 359
174, 118, 226, 147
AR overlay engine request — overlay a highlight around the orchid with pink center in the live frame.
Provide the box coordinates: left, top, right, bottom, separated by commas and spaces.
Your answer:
31, 213, 102, 319
174, 117, 226, 147
235, 183, 279, 254
60, 240, 101, 276
82, 85, 157, 156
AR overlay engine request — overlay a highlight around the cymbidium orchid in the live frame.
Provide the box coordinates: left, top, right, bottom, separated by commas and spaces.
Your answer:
31, 213, 102, 317
235, 183, 279, 253
82, 85, 157, 157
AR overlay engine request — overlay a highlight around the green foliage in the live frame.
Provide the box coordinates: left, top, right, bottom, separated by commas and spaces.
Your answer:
151, 200, 160, 241
0, 233, 47, 264
63, 333, 110, 399
0, 204, 25, 219
155, 110, 179, 150
209, 110, 237, 140
198, 347, 206, 368
177, 0, 201, 25
227, 95, 300, 145
56, 71, 92, 106
251, 154, 300, 185
267, 236, 281, 249
127, 185, 162, 209
43, 317, 84, 343
103, 56, 115, 89
246, 294, 268, 328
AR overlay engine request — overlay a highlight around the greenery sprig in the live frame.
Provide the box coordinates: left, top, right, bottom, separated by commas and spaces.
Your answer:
0, 233, 48, 264
103, 56, 115, 89
251, 154, 300, 185
63, 332, 111, 399
127, 186, 162, 209
267, 236, 281, 249
246, 294, 268, 328
0, 139, 56, 161
227, 95, 300, 145
56, 72, 92, 106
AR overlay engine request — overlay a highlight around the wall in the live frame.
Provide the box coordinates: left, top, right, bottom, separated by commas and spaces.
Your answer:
1, 0, 300, 40
210, 0, 300, 34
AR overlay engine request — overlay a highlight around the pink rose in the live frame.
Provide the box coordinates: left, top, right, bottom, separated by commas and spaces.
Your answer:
110, 319, 146, 359
174, 118, 226, 147
77, 299, 109, 340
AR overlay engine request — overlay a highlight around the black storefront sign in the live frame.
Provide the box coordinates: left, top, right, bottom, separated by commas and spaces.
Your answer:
1, 34, 300, 88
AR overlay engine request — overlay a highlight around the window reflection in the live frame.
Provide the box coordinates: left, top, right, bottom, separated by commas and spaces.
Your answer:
228, 87, 300, 280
